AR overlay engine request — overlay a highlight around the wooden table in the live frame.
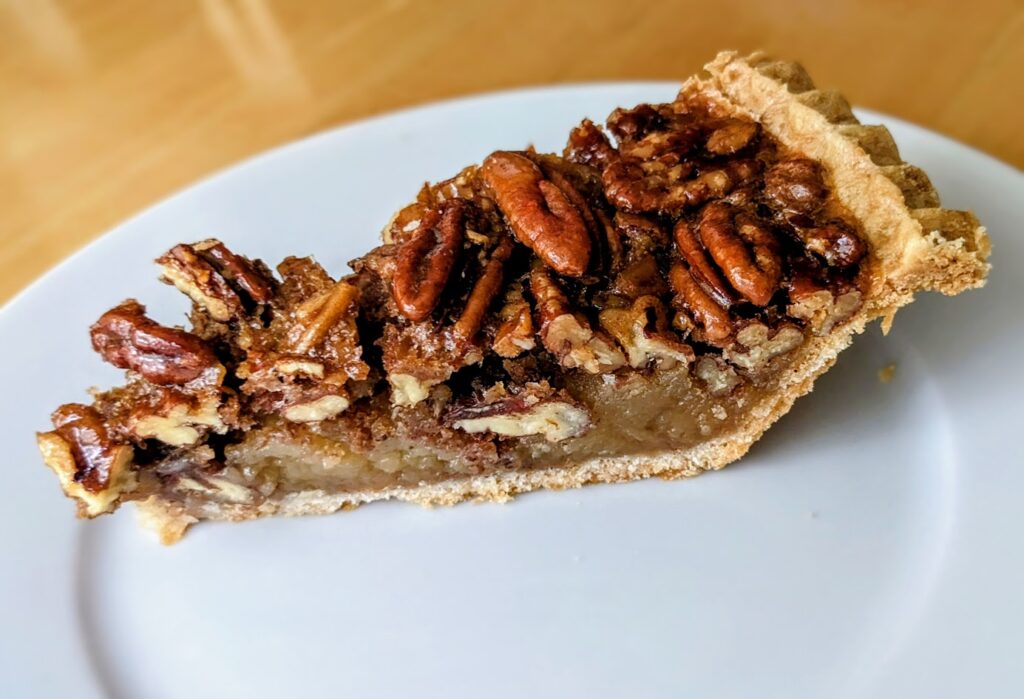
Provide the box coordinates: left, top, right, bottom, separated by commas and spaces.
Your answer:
1, 0, 1020, 304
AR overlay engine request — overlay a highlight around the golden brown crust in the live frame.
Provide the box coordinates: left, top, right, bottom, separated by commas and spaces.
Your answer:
116, 52, 994, 543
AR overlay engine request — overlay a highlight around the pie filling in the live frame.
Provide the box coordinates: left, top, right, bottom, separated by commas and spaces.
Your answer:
39, 92, 873, 519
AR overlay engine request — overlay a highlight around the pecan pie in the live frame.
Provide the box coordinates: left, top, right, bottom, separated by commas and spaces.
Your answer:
37, 52, 990, 542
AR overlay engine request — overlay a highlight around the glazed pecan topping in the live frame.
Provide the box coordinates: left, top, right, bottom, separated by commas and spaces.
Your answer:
91, 301, 219, 385
66, 93, 873, 462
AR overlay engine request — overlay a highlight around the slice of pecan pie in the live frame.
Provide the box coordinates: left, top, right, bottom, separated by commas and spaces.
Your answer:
37, 52, 990, 542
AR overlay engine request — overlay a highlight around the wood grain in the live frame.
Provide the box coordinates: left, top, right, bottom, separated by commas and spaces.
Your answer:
1, 0, 1020, 304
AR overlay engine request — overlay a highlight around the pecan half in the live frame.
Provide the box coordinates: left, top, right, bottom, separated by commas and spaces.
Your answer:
481, 151, 590, 277
669, 262, 733, 346
697, 202, 782, 307
763, 158, 829, 215
673, 218, 735, 308
541, 165, 606, 274
392, 200, 465, 321
91, 301, 220, 385
530, 267, 625, 373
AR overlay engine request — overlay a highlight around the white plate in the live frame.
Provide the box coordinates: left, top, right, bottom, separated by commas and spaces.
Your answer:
1, 84, 1022, 698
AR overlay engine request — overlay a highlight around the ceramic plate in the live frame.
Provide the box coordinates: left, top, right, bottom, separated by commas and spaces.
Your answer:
2, 84, 1021, 698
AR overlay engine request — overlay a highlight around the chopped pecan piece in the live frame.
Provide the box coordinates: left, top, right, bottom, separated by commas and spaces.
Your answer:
604, 158, 760, 213
611, 256, 669, 299
599, 296, 694, 369
38, 404, 136, 516
787, 274, 863, 335
564, 118, 617, 169
127, 385, 228, 446
615, 212, 670, 257
289, 280, 359, 354
91, 301, 221, 385
492, 285, 536, 358
280, 387, 351, 423
530, 267, 625, 373
694, 356, 741, 396
381, 323, 482, 407
452, 236, 515, 341
792, 219, 867, 268
606, 103, 669, 141
193, 239, 274, 304
724, 322, 805, 372
705, 119, 759, 155
763, 158, 829, 215
618, 127, 700, 161
448, 383, 591, 443
157, 239, 273, 322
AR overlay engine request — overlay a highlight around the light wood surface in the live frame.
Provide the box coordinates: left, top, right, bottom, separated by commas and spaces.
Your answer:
1, 0, 1021, 305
